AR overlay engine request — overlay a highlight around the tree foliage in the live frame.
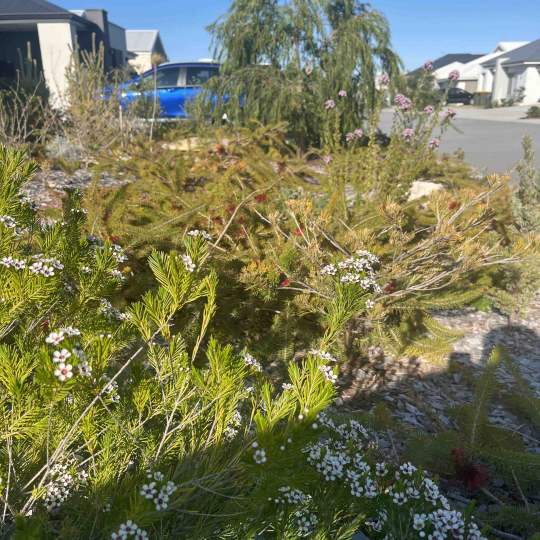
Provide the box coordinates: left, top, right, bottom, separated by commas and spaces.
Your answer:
196, 0, 401, 147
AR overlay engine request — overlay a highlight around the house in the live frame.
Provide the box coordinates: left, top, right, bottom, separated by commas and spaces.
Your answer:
455, 42, 529, 94
481, 38, 540, 105
126, 30, 168, 73
409, 54, 485, 89
0, 0, 166, 106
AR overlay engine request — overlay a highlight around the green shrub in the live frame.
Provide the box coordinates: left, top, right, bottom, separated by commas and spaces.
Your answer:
0, 146, 492, 538
525, 105, 540, 119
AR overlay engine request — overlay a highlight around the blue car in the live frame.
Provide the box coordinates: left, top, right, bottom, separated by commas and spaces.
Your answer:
119, 61, 220, 118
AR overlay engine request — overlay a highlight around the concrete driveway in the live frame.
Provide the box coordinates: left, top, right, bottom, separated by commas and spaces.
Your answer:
380, 105, 540, 174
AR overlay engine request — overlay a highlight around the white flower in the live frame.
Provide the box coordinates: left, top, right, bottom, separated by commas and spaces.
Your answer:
54, 362, 73, 382
366, 299, 375, 309
243, 352, 262, 372
46, 331, 65, 345
181, 254, 195, 272
187, 229, 212, 241
282, 382, 294, 391
153, 490, 169, 511
78, 361, 92, 377
140, 482, 157, 499
62, 326, 81, 337
0, 215, 17, 228
110, 269, 125, 281
319, 364, 338, 384
253, 448, 267, 464
309, 349, 337, 363
53, 348, 72, 363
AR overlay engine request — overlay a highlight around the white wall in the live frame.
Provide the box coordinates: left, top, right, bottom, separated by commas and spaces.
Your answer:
522, 66, 540, 105
37, 21, 76, 108
128, 51, 152, 73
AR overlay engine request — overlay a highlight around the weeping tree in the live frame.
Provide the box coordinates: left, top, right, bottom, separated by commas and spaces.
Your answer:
195, 0, 401, 148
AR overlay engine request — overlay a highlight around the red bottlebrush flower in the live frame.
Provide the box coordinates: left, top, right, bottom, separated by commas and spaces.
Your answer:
451, 447, 489, 491
280, 278, 290, 287
382, 280, 397, 294
448, 200, 459, 210
293, 228, 303, 237
255, 193, 268, 203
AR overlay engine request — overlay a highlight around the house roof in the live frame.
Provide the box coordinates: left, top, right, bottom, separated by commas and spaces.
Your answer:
0, 0, 90, 25
482, 38, 540, 67
501, 38, 540, 65
126, 30, 160, 52
409, 53, 485, 76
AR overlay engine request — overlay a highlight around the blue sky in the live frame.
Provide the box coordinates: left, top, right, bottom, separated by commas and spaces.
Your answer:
60, 0, 540, 70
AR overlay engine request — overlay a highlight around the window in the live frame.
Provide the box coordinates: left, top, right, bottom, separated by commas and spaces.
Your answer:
143, 67, 181, 88
186, 66, 218, 86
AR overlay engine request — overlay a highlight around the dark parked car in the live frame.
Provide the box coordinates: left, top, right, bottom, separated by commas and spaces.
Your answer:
445, 87, 474, 105
118, 61, 220, 118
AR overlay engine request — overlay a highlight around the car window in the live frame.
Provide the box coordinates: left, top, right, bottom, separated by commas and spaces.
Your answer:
186, 67, 218, 86
142, 67, 181, 89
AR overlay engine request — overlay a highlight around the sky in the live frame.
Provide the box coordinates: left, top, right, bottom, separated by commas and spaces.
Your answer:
59, 0, 540, 71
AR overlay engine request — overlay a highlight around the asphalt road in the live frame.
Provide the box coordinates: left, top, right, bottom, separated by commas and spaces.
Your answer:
379, 106, 540, 174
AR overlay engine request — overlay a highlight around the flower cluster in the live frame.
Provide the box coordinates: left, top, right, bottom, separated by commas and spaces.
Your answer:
424, 105, 435, 115
378, 72, 390, 87
345, 128, 364, 142
448, 69, 460, 81
0, 254, 63, 277
423, 60, 434, 72
300, 415, 485, 539
111, 243, 127, 263
43, 461, 87, 511
0, 215, 17, 229
309, 349, 337, 363
187, 229, 212, 241
402, 127, 415, 142
428, 138, 441, 150
252, 442, 267, 464
394, 93, 412, 111
182, 254, 195, 273
0, 256, 26, 270
111, 521, 148, 540
243, 351, 262, 372
318, 364, 338, 384
30, 255, 64, 277
320, 250, 381, 293
45, 328, 86, 382
140, 470, 178, 511
224, 409, 242, 440
324, 99, 336, 110
337, 89, 347, 98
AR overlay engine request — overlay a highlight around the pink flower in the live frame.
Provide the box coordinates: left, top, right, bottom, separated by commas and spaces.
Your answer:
378, 73, 390, 86
443, 108, 456, 121
322, 154, 333, 164
448, 69, 460, 81
428, 138, 440, 149
305, 64, 313, 76
338, 89, 347, 98
423, 60, 434, 72
324, 99, 336, 110
424, 105, 434, 115
401, 128, 415, 141
394, 93, 412, 111
346, 128, 364, 143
